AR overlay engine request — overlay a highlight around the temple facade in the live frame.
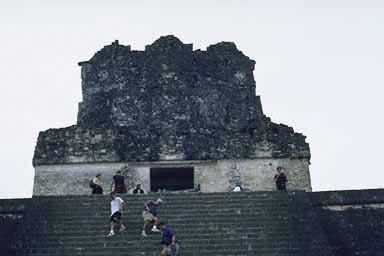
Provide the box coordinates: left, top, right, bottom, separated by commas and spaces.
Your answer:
33, 36, 311, 195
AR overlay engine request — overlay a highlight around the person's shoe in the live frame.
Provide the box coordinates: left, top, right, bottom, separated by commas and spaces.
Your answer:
151, 226, 160, 232
120, 226, 126, 232
141, 230, 148, 237
106, 231, 115, 237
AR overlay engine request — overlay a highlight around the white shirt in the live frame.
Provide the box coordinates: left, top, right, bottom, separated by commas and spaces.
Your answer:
111, 197, 124, 216
92, 177, 102, 186
233, 186, 242, 192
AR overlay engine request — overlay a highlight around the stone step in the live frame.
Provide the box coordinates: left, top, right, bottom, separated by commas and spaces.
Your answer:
19, 232, 292, 244
25, 245, 306, 255
26, 211, 288, 221
22, 215, 291, 225
22, 244, 312, 255
20, 225, 292, 237
32, 191, 289, 199
27, 202, 289, 211
27, 205, 288, 212
27, 208, 288, 216
21, 248, 309, 256
24, 213, 289, 221
27, 210, 288, 219
24, 237, 303, 247
32, 194, 288, 200
13, 191, 332, 256
21, 219, 289, 229
22, 221, 289, 231
32, 196, 288, 203
31, 206, 288, 214
21, 233, 293, 242
30, 196, 287, 201
21, 228, 290, 237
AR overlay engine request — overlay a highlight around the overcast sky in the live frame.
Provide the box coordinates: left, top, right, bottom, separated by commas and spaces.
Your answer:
1, 0, 383, 198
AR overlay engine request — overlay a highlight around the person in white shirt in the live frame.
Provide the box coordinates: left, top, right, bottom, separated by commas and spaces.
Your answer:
106, 192, 126, 237
232, 183, 243, 192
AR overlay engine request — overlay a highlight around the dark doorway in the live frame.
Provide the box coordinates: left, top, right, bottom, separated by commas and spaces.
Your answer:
150, 167, 194, 192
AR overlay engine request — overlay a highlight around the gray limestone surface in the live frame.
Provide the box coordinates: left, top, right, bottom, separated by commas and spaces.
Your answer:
33, 36, 309, 165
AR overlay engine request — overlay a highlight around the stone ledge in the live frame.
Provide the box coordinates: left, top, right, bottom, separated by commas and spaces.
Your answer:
310, 189, 384, 206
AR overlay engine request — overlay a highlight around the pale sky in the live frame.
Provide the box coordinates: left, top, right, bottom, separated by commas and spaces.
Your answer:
1, 0, 383, 198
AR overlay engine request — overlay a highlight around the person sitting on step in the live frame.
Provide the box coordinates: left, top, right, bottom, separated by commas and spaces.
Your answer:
232, 183, 243, 192
90, 173, 103, 194
133, 183, 145, 194
106, 192, 126, 237
274, 166, 288, 191
141, 198, 163, 237
159, 221, 179, 256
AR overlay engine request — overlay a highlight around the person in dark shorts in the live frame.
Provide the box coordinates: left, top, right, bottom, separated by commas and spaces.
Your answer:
106, 192, 126, 237
159, 222, 179, 256
274, 167, 288, 191
141, 198, 163, 236
133, 184, 145, 194
112, 170, 127, 194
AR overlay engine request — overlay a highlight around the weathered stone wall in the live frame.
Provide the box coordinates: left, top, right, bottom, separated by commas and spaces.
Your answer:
33, 158, 310, 195
32, 35, 311, 195
310, 190, 384, 256
33, 36, 310, 165
0, 199, 28, 255
197, 159, 311, 192
33, 126, 119, 165
34, 162, 149, 195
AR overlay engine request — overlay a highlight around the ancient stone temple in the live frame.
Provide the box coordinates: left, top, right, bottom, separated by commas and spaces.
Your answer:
2, 36, 383, 256
33, 35, 311, 195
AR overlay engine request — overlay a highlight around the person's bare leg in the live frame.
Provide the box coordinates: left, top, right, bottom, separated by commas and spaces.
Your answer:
107, 221, 115, 236
119, 221, 126, 231
152, 217, 160, 232
160, 248, 167, 256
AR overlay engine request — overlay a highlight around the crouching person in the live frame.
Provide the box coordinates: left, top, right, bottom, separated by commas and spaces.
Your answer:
106, 192, 126, 237
159, 222, 179, 256
90, 174, 103, 194
141, 198, 163, 236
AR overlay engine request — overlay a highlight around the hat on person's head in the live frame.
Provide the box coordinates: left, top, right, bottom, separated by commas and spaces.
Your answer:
156, 198, 163, 204
116, 170, 122, 174
276, 166, 283, 171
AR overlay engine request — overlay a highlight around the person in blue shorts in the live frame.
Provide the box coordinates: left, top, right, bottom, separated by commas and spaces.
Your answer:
158, 222, 179, 256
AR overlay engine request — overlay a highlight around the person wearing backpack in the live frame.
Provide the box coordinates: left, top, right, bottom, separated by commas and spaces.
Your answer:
90, 174, 103, 194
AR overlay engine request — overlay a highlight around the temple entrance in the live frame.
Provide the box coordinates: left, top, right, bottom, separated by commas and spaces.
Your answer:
150, 167, 194, 192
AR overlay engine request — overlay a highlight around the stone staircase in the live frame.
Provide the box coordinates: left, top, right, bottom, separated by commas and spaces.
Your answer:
13, 191, 333, 256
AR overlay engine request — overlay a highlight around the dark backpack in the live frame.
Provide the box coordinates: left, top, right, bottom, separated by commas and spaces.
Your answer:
89, 180, 96, 189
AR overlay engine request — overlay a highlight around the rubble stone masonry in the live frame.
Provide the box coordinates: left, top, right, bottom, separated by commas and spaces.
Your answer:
33, 36, 311, 195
